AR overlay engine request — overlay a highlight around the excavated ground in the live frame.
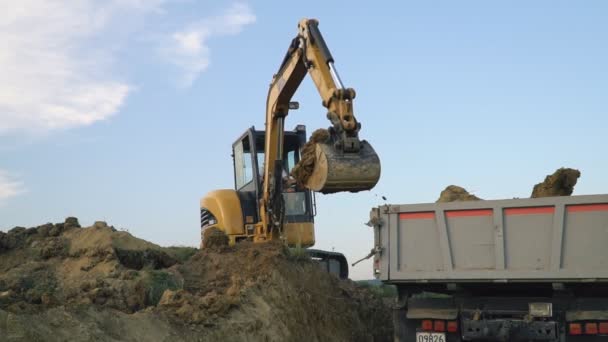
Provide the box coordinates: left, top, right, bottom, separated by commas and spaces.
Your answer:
0, 218, 392, 342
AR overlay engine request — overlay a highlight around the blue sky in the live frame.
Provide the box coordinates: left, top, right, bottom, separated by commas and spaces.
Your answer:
1, 1, 607, 280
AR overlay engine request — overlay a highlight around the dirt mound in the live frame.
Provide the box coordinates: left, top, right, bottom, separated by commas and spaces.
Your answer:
0, 218, 392, 341
436, 185, 482, 203
437, 168, 581, 202
291, 128, 330, 187
201, 227, 229, 249
531, 167, 581, 198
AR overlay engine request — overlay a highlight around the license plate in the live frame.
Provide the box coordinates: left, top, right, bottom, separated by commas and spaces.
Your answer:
416, 332, 446, 342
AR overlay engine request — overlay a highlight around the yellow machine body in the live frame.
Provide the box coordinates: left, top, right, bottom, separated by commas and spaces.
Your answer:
198, 19, 381, 279
200, 189, 314, 247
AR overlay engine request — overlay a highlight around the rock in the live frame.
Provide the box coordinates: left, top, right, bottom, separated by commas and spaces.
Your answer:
1, 228, 27, 250
115, 249, 177, 270
8, 227, 26, 234
64, 217, 80, 229
48, 226, 61, 237
0, 232, 7, 252
0, 290, 16, 302
158, 289, 183, 307
24, 228, 38, 236
39, 238, 66, 259
201, 291, 219, 309
94, 221, 108, 229
88, 287, 113, 305
36, 223, 54, 237
25, 289, 42, 304
40, 293, 54, 306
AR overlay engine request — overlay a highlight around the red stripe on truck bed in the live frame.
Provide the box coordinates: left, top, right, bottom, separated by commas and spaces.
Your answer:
399, 212, 435, 220
504, 206, 555, 215
445, 209, 493, 218
567, 203, 608, 213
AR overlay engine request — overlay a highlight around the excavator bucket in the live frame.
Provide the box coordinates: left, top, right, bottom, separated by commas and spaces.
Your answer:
304, 140, 381, 194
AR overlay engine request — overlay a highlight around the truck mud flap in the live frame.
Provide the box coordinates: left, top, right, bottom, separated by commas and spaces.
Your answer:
462, 319, 557, 341
406, 297, 458, 320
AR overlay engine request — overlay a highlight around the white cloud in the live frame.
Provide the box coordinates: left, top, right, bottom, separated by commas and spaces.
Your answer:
0, 170, 25, 203
164, 3, 256, 86
0, 0, 159, 135
0, 1, 255, 135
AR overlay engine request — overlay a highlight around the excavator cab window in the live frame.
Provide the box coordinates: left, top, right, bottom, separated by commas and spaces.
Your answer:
232, 126, 314, 224
233, 134, 256, 191
286, 150, 296, 172
232, 130, 260, 226
283, 192, 306, 216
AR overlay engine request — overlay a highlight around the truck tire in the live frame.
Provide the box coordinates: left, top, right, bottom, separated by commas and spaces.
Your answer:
394, 308, 417, 342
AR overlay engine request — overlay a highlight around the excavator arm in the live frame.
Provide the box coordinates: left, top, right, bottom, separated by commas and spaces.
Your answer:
261, 19, 381, 236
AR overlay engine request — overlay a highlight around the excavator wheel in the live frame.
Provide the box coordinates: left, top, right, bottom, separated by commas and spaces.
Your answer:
305, 140, 381, 194
306, 249, 349, 279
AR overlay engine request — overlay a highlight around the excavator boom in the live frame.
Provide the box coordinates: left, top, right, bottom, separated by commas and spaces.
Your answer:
261, 19, 381, 235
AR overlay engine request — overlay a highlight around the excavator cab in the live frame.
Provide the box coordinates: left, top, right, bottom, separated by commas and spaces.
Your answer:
232, 125, 314, 231
231, 125, 348, 279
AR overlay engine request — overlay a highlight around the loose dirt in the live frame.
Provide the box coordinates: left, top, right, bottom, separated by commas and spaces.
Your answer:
531, 167, 581, 198
436, 185, 482, 203
291, 128, 330, 187
0, 218, 392, 342
437, 168, 581, 202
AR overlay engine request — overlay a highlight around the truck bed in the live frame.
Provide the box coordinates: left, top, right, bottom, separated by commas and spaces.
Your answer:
372, 194, 608, 283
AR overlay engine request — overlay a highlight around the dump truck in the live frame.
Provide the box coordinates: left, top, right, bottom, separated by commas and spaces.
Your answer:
370, 194, 608, 341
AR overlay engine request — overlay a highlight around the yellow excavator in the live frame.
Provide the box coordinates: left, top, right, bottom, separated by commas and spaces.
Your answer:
199, 19, 380, 278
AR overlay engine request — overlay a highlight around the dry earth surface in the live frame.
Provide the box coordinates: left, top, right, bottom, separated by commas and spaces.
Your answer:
0, 218, 392, 342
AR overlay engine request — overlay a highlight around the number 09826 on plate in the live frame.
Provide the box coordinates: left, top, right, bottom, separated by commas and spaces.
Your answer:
416, 332, 445, 342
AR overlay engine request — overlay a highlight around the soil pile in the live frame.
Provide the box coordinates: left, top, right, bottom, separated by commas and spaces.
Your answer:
436, 185, 482, 203
437, 167, 581, 202
291, 128, 330, 187
531, 167, 581, 198
0, 218, 392, 342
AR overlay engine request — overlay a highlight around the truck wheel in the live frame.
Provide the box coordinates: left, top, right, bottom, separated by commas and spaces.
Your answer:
394, 308, 417, 342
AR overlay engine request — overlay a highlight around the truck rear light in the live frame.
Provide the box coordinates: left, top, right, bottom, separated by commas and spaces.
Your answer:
569, 323, 582, 335
421, 320, 433, 331
585, 323, 598, 335
599, 322, 608, 334
434, 320, 445, 332
447, 320, 458, 333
